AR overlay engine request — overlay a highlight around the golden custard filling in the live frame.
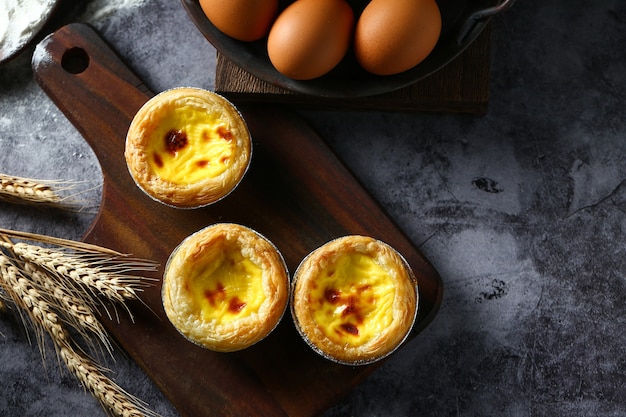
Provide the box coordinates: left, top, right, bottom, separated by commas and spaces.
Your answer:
126, 88, 252, 208
163, 223, 289, 352
146, 105, 235, 184
187, 241, 265, 323
311, 253, 395, 346
292, 235, 418, 365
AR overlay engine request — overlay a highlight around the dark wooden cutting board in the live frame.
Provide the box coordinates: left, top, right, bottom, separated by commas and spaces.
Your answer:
32, 23, 442, 417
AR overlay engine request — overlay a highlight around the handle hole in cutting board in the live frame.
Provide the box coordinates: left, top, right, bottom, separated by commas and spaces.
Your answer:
61, 47, 89, 74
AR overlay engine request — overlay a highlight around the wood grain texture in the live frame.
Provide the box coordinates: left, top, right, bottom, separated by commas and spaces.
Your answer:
215, 25, 491, 114
32, 23, 442, 417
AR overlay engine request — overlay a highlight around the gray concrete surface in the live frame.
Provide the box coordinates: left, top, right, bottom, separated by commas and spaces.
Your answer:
1, 0, 625, 416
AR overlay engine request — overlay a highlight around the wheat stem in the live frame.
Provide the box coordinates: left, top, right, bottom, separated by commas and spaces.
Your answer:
0, 227, 122, 255
0, 255, 159, 417
0, 230, 160, 415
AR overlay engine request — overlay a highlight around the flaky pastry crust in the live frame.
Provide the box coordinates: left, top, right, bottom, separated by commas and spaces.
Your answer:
291, 235, 418, 365
125, 87, 251, 208
162, 223, 289, 352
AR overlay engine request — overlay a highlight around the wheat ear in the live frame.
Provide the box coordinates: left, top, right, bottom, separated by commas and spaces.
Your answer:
0, 254, 70, 350
0, 173, 97, 211
4, 240, 158, 323
0, 173, 101, 213
9, 242, 142, 302
0, 255, 159, 417
0, 174, 63, 204
23, 260, 113, 356
59, 344, 159, 417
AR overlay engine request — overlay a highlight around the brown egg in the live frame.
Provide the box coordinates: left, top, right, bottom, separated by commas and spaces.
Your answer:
354, 0, 442, 76
267, 0, 354, 80
199, 0, 279, 42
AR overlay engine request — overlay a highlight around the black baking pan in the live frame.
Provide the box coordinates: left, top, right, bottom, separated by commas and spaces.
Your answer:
181, 0, 517, 98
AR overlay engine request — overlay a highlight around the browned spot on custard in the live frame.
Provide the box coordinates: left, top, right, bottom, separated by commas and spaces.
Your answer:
196, 160, 209, 168
204, 282, 226, 307
153, 152, 164, 168
216, 126, 233, 141
228, 296, 247, 314
165, 129, 188, 154
323, 287, 370, 337
357, 284, 371, 293
324, 288, 341, 304
340, 323, 359, 336
219, 156, 230, 165
341, 296, 358, 318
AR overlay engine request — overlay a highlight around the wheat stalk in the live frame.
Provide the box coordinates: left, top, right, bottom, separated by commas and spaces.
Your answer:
0, 255, 69, 353
0, 227, 121, 255
0, 255, 159, 417
0, 230, 161, 416
0, 230, 157, 322
23, 260, 113, 356
59, 344, 159, 417
0, 173, 97, 211
10, 242, 139, 301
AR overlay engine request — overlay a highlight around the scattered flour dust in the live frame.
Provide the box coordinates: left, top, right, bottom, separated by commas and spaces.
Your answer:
80, 0, 151, 22
0, 0, 57, 61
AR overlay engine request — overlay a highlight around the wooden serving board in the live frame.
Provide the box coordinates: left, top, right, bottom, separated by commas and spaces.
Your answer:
33, 23, 443, 417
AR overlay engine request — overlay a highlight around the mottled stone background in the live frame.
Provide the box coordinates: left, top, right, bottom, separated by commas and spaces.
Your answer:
1, 0, 625, 416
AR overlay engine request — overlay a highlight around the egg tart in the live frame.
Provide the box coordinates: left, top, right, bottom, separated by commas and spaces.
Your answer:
125, 87, 251, 208
162, 223, 289, 352
291, 235, 418, 365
